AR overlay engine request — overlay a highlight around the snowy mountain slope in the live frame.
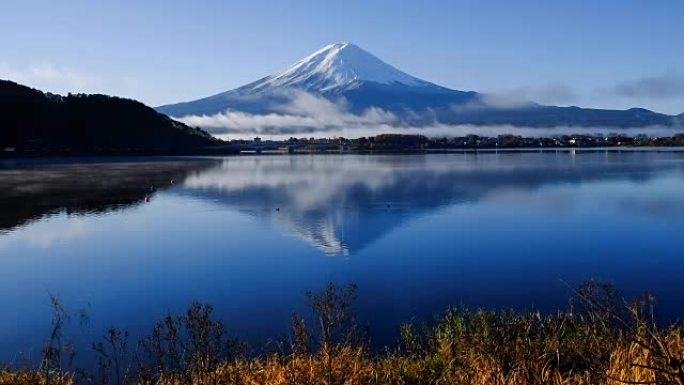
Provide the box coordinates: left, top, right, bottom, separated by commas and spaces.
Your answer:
156, 43, 678, 131
244, 43, 434, 93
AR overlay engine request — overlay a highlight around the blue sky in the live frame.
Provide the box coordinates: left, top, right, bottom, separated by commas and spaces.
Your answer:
1, 0, 683, 114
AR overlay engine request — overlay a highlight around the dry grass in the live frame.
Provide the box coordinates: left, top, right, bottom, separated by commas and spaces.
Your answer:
2, 282, 683, 385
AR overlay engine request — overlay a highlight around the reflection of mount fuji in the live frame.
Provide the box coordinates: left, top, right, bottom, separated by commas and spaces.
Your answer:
176, 152, 684, 255
177, 156, 448, 255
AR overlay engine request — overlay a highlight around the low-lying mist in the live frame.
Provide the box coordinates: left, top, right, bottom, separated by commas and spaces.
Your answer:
173, 89, 683, 140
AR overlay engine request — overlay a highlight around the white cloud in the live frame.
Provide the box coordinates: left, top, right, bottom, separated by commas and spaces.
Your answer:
177, 89, 398, 135
513, 83, 578, 105
0, 62, 94, 92
0, 62, 145, 102
613, 72, 684, 99
451, 93, 534, 113
476, 83, 579, 108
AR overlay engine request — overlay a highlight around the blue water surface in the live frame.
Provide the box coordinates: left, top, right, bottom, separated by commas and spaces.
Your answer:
1, 151, 683, 362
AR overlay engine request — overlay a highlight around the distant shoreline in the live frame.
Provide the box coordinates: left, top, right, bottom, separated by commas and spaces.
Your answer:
4, 145, 684, 161
5, 133, 684, 159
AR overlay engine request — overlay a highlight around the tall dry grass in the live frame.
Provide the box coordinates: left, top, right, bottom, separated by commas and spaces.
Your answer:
2, 282, 683, 385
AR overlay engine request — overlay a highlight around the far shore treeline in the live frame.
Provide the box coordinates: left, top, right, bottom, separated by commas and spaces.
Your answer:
229, 132, 684, 152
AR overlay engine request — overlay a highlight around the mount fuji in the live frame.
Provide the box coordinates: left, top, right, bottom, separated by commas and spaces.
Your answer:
157, 43, 678, 134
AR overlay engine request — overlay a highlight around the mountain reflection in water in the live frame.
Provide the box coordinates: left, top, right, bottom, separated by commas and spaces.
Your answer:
174, 152, 684, 255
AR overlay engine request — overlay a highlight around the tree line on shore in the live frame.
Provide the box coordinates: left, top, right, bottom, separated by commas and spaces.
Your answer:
229, 133, 684, 152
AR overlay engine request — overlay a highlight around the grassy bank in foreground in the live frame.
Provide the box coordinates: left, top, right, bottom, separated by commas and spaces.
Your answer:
2, 282, 683, 385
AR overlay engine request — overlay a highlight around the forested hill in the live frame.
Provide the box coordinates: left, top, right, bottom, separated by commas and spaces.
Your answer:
0, 80, 219, 156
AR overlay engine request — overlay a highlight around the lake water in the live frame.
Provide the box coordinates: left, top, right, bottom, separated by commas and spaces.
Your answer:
2, 151, 684, 362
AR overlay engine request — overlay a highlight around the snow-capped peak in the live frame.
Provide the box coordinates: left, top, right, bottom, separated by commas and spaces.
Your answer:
246, 43, 432, 93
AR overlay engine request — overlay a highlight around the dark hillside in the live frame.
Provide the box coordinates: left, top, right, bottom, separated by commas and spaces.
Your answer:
0, 80, 218, 156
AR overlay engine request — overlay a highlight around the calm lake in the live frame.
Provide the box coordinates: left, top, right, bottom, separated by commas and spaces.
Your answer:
2, 151, 684, 362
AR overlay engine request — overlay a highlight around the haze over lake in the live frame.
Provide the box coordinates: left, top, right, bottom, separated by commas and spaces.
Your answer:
2, 151, 684, 361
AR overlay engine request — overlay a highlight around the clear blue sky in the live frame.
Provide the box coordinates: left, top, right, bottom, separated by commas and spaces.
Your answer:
2, 0, 683, 114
